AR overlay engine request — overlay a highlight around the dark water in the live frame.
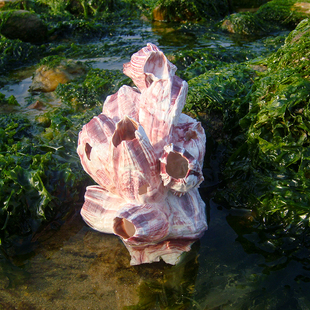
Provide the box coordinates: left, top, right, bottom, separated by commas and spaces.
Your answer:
1, 19, 310, 310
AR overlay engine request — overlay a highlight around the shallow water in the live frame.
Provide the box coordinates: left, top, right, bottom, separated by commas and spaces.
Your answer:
2, 198, 309, 309
1, 18, 309, 310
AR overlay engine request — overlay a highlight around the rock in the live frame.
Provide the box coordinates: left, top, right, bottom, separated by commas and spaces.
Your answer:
28, 100, 44, 110
293, 2, 310, 14
221, 12, 265, 35
0, 0, 20, 10
0, 10, 48, 44
152, 5, 167, 21
30, 61, 87, 93
221, 19, 235, 33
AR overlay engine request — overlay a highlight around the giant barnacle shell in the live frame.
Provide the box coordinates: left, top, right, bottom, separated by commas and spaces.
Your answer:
77, 43, 207, 265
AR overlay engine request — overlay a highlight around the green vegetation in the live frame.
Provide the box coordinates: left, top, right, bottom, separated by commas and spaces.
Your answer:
256, 0, 308, 28
220, 19, 310, 224
221, 0, 310, 35
0, 36, 47, 77
0, 63, 132, 247
191, 18, 310, 231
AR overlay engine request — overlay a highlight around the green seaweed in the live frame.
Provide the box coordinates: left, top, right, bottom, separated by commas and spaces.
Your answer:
221, 12, 268, 35
152, 0, 229, 22
0, 35, 47, 74
0, 112, 90, 248
256, 0, 310, 28
55, 68, 132, 109
216, 19, 310, 228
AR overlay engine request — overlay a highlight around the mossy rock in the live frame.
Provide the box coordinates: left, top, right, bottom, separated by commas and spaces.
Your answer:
0, 10, 48, 44
0, 0, 22, 11
256, 0, 310, 28
230, 0, 270, 10
268, 18, 310, 76
152, 0, 229, 22
221, 0, 310, 35
221, 12, 266, 35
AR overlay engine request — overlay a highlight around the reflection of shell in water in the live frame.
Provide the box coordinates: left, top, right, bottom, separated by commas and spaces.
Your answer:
77, 43, 207, 265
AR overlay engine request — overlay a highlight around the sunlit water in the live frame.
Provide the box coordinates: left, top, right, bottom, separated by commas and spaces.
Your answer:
1, 19, 309, 310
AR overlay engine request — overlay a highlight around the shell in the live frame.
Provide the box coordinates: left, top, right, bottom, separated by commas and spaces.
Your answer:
159, 143, 204, 195
77, 43, 207, 265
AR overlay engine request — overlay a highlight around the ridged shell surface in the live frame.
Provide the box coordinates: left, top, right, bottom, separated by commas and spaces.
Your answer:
77, 43, 207, 265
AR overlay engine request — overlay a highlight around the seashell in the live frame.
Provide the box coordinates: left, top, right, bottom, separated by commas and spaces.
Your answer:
159, 143, 204, 195
102, 85, 140, 123
123, 43, 177, 91
171, 113, 206, 167
81, 185, 124, 234
77, 43, 207, 265
112, 189, 207, 265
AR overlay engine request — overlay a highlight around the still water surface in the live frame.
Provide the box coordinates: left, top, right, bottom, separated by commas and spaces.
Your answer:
1, 19, 309, 310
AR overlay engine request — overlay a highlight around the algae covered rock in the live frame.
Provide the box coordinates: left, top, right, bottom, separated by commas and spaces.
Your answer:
0, 10, 48, 44
151, 0, 229, 22
256, 0, 310, 28
221, 12, 266, 35
221, 0, 310, 36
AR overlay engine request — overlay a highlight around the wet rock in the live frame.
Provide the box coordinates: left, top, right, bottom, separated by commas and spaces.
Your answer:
0, 0, 20, 10
152, 5, 167, 21
256, 0, 310, 29
0, 10, 48, 44
293, 2, 310, 14
152, 0, 229, 22
28, 100, 44, 110
221, 12, 266, 35
36, 115, 51, 127
30, 61, 87, 93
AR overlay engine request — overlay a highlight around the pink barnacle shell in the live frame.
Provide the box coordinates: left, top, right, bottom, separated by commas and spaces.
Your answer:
102, 85, 140, 122
138, 74, 188, 154
77, 44, 208, 266
171, 113, 206, 167
111, 116, 166, 203
113, 203, 170, 246
81, 185, 124, 234
166, 189, 207, 239
123, 43, 177, 91
112, 189, 207, 265
159, 143, 204, 195
77, 113, 118, 194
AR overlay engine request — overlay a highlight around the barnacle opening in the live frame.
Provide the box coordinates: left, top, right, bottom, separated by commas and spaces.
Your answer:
114, 218, 136, 239
185, 129, 198, 141
166, 152, 188, 179
138, 183, 149, 195
144, 52, 166, 82
85, 143, 92, 161
112, 116, 138, 147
